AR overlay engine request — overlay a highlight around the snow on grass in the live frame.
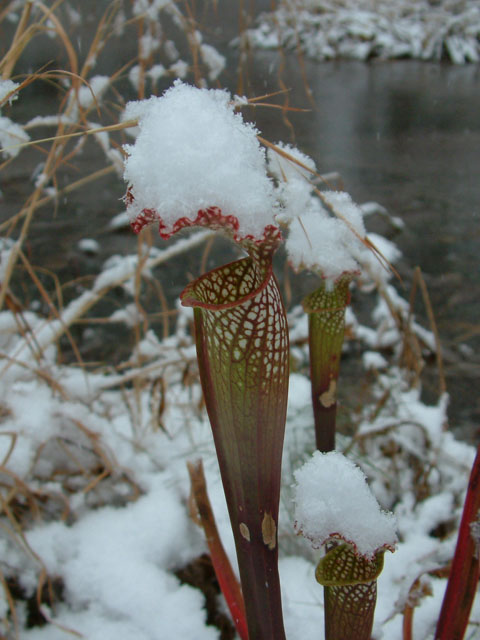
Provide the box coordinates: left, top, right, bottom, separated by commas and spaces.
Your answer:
268, 143, 318, 224
77, 75, 110, 110
123, 81, 277, 240
284, 191, 368, 283
0, 79, 19, 106
0, 116, 29, 158
0, 66, 478, 635
267, 142, 374, 283
0, 80, 29, 158
1, 166, 474, 636
22, 475, 219, 640
0, 272, 477, 637
293, 450, 398, 558
77, 238, 100, 254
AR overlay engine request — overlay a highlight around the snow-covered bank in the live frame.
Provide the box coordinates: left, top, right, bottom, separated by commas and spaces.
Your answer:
246, 0, 480, 64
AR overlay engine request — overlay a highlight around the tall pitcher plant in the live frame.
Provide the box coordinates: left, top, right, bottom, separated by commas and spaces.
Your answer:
181, 223, 289, 639
123, 83, 289, 639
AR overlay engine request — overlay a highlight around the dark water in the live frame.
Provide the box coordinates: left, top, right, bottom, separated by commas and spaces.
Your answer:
1, 8, 479, 441
238, 55, 480, 443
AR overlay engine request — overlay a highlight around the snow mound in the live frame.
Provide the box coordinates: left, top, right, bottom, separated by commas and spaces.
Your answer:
293, 450, 398, 558
123, 81, 277, 240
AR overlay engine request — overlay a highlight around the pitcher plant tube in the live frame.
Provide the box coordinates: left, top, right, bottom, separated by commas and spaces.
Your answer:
268, 144, 366, 452
123, 82, 289, 639
302, 275, 351, 452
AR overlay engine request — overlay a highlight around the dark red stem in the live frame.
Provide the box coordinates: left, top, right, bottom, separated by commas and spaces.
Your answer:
434, 444, 480, 640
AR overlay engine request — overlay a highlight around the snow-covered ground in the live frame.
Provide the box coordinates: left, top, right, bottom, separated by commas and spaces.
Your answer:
246, 0, 480, 64
1, 224, 478, 638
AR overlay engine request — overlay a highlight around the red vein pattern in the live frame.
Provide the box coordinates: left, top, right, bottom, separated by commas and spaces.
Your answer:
126, 189, 282, 253
181, 254, 289, 640
316, 543, 386, 640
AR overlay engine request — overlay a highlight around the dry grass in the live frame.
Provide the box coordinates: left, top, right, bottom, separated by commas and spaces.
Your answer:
0, 2, 224, 634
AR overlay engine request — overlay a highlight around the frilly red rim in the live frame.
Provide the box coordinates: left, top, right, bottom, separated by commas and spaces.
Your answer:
294, 523, 397, 561
125, 187, 282, 251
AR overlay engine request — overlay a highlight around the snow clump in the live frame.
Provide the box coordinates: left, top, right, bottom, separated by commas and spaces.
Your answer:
0, 79, 19, 106
267, 143, 371, 283
293, 450, 398, 558
123, 81, 277, 240
285, 190, 368, 283
0, 80, 29, 159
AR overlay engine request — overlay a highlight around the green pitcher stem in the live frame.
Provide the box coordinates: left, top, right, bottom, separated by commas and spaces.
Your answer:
302, 276, 350, 453
182, 254, 289, 640
316, 543, 384, 640
324, 581, 377, 639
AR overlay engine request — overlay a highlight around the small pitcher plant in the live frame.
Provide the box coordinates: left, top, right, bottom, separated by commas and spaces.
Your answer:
269, 149, 368, 453
301, 275, 351, 453
293, 451, 397, 640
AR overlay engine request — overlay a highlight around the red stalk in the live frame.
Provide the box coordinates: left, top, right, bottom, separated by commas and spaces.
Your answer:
181, 254, 289, 640
434, 444, 480, 640
187, 460, 248, 640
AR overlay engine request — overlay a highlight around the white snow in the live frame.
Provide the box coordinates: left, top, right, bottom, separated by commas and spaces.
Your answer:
267, 141, 375, 283
268, 143, 319, 226
363, 350, 388, 370
284, 189, 369, 283
1, 17, 479, 634
77, 75, 110, 110
286, 208, 362, 281
1, 246, 478, 637
0, 116, 29, 158
123, 82, 277, 240
200, 43, 226, 81
23, 478, 219, 640
293, 450, 398, 558
169, 59, 189, 79
0, 77, 28, 160
322, 190, 366, 237
133, 0, 172, 20
0, 79, 19, 106
77, 238, 100, 254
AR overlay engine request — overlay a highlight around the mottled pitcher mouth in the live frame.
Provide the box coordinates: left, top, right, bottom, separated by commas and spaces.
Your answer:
180, 256, 272, 311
